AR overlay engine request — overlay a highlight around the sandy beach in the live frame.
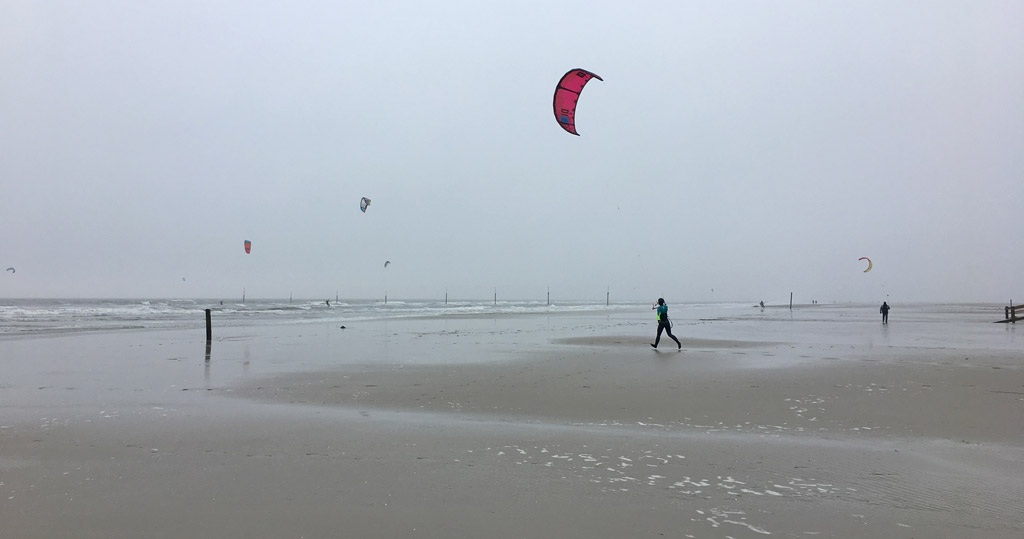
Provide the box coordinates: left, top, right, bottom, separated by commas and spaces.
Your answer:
1, 304, 1022, 538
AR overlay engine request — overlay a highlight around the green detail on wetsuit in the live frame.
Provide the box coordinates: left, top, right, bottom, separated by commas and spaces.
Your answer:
656, 304, 668, 321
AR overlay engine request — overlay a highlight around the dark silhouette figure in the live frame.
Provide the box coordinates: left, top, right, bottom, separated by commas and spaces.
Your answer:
880, 302, 890, 324
651, 298, 682, 350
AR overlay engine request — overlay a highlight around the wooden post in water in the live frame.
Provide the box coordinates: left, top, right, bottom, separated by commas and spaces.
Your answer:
385, 290, 388, 304
445, 288, 448, 305
494, 287, 497, 305
205, 309, 212, 362
789, 292, 793, 310
606, 287, 610, 306
547, 287, 550, 306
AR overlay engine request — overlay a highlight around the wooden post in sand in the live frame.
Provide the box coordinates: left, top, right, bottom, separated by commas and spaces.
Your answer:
205, 309, 212, 340
789, 292, 793, 310
547, 287, 550, 306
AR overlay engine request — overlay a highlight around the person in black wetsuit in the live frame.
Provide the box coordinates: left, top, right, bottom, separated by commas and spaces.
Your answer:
880, 301, 889, 324
651, 298, 682, 350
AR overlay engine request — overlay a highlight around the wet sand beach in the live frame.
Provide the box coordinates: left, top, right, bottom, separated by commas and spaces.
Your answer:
1, 305, 1022, 538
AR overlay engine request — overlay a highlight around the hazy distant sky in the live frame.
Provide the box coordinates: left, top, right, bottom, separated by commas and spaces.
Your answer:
2, 1, 1022, 303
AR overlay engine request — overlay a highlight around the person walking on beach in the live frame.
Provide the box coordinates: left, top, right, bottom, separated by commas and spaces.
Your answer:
651, 298, 682, 350
880, 301, 890, 324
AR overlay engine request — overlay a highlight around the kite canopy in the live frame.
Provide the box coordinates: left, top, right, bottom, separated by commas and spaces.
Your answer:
360, 197, 371, 213
5, 267, 13, 273
244, 240, 252, 254
858, 257, 872, 272
384, 260, 390, 268
552, 68, 603, 135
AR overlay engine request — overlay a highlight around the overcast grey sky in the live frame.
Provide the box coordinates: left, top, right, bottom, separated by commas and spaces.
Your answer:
2, 1, 1021, 303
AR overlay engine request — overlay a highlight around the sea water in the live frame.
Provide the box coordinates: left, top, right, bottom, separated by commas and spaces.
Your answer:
0, 298, 644, 336
0, 299, 1015, 352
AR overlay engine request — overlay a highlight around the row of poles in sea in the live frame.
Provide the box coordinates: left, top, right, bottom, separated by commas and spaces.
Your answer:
206, 287, 613, 362
240, 287, 614, 306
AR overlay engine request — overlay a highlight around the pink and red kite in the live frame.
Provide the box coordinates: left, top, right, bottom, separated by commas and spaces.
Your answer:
552, 68, 603, 136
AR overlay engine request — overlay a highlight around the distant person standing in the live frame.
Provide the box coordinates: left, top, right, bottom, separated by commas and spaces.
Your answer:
880, 301, 890, 324
651, 298, 682, 350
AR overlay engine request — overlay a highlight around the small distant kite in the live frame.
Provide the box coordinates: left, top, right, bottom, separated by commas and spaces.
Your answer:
5, 267, 14, 274
182, 277, 186, 282
552, 68, 603, 136
859, 257, 872, 272
360, 197, 371, 213
244, 240, 252, 254
384, 260, 390, 268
